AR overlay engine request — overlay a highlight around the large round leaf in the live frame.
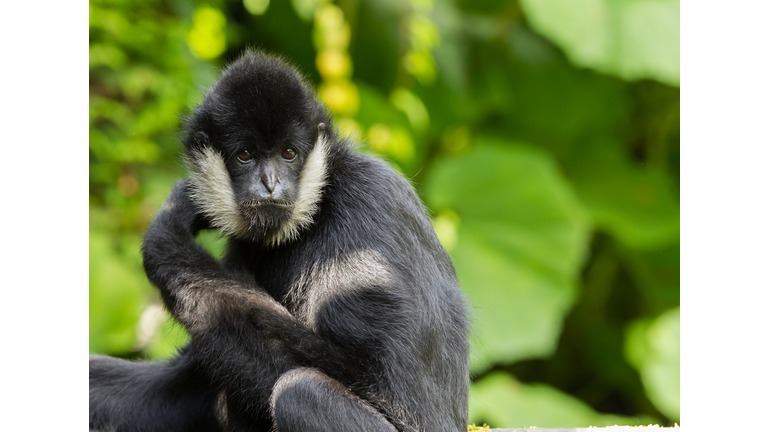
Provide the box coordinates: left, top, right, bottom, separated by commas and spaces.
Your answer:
624, 307, 680, 421
470, 372, 657, 428
520, 0, 680, 86
424, 140, 590, 370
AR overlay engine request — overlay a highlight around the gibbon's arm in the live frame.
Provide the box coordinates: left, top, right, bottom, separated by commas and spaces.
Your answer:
141, 181, 390, 414
89, 347, 223, 432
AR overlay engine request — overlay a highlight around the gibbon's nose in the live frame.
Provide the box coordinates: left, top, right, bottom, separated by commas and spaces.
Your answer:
261, 165, 278, 194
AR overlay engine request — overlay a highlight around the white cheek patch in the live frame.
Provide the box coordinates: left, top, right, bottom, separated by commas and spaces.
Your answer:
187, 147, 249, 238
267, 135, 329, 247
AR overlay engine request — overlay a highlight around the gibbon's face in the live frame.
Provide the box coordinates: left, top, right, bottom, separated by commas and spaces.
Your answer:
221, 118, 315, 238
185, 55, 330, 244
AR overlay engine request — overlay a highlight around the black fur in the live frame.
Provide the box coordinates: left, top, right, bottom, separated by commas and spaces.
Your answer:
89, 347, 223, 432
89, 51, 469, 432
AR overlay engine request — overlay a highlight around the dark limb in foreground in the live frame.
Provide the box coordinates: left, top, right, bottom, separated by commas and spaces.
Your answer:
89, 346, 223, 432
140, 182, 400, 431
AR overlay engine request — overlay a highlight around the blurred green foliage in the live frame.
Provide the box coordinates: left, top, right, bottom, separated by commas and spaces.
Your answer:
89, 0, 679, 427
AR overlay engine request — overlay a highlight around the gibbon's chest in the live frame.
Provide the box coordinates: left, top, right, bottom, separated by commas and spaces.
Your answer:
248, 245, 395, 331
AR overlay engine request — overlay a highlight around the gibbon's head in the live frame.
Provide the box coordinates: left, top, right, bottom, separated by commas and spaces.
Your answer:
184, 52, 333, 246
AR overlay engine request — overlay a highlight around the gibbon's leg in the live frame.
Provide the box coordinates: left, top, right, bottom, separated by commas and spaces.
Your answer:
89, 346, 223, 432
270, 368, 397, 432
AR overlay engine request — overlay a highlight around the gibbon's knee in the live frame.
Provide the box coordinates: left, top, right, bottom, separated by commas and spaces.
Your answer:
270, 368, 396, 432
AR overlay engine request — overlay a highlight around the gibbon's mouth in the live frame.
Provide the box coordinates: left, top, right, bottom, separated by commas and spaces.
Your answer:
239, 199, 293, 208
238, 199, 294, 237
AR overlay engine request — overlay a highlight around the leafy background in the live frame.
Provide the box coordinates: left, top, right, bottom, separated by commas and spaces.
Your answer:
89, 0, 679, 427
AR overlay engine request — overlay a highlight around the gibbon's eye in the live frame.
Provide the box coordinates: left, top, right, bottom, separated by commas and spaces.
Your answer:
282, 148, 297, 160
238, 149, 253, 162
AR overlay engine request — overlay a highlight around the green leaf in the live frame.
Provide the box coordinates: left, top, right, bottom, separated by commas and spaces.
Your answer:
354, 83, 412, 132
244, 0, 270, 16
566, 139, 679, 250
196, 229, 229, 261
470, 372, 657, 427
353, 84, 422, 172
624, 307, 680, 421
89, 228, 150, 354
520, 0, 680, 86
290, 0, 328, 21
624, 244, 680, 313
145, 311, 190, 360
424, 140, 590, 370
